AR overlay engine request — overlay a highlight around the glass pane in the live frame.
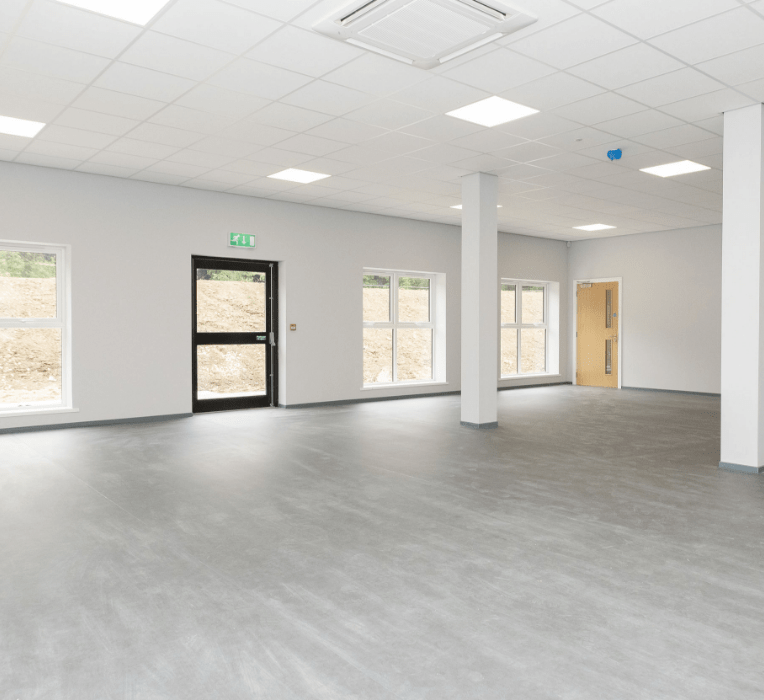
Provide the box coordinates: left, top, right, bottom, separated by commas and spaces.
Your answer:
521, 328, 546, 374
522, 285, 544, 324
196, 269, 266, 333
501, 328, 518, 376
363, 274, 390, 322
397, 328, 432, 381
0, 251, 57, 319
363, 328, 392, 384
398, 277, 430, 323
501, 283, 516, 324
197, 344, 266, 399
0, 328, 62, 408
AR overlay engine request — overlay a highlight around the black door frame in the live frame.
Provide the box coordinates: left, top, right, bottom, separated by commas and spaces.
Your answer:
192, 255, 278, 413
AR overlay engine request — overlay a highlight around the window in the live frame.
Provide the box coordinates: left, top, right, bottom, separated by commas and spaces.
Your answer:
501, 280, 548, 377
363, 270, 436, 385
0, 243, 70, 412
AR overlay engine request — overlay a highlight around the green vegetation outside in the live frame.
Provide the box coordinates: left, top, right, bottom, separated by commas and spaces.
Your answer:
0, 252, 56, 279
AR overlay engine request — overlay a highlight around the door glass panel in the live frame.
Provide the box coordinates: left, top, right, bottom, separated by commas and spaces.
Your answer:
397, 328, 432, 381
606, 289, 612, 329
363, 328, 393, 384
605, 339, 612, 375
363, 274, 390, 322
196, 269, 266, 333
522, 285, 544, 324
398, 277, 430, 323
501, 283, 516, 324
197, 344, 266, 399
0, 328, 61, 407
501, 328, 518, 376
0, 251, 57, 318
521, 328, 546, 374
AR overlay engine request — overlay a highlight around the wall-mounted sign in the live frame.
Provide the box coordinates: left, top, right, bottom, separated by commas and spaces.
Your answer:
229, 233, 256, 248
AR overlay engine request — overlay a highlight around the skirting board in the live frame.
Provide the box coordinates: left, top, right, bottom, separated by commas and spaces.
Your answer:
719, 462, 764, 475
281, 381, 571, 409
0, 413, 192, 435
460, 421, 498, 429
622, 386, 721, 398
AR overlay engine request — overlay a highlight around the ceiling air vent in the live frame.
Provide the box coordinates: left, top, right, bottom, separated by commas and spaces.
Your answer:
314, 0, 536, 69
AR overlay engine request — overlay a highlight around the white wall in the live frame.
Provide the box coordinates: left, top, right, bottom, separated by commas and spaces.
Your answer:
0, 162, 570, 430
568, 225, 722, 394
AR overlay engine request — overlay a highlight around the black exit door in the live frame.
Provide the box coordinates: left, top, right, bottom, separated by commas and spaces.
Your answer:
192, 255, 278, 413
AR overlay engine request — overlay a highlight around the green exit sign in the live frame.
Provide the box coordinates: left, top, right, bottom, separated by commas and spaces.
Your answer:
229, 232, 256, 248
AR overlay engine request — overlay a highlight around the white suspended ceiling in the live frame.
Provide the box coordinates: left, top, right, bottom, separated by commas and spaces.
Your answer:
0, 0, 760, 241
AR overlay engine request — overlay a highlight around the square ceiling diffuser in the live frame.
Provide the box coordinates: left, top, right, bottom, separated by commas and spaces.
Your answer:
314, 0, 536, 69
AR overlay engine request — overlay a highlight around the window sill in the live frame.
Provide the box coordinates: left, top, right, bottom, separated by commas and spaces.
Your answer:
499, 373, 561, 381
0, 407, 79, 419
361, 381, 449, 391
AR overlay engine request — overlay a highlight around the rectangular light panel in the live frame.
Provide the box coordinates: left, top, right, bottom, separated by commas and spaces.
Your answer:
0, 115, 46, 138
268, 169, 331, 184
447, 96, 538, 127
56, 0, 171, 25
640, 160, 711, 178
574, 224, 616, 231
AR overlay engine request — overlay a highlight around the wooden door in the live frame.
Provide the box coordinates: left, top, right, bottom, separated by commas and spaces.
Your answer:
577, 281, 619, 388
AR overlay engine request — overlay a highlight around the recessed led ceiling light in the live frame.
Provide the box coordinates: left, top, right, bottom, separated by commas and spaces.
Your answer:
268, 169, 331, 184
56, 0, 171, 25
574, 224, 616, 231
640, 160, 710, 178
447, 96, 538, 128
0, 115, 46, 138
450, 204, 503, 209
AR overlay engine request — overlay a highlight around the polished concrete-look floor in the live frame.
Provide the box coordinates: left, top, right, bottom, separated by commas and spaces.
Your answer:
2, 386, 763, 699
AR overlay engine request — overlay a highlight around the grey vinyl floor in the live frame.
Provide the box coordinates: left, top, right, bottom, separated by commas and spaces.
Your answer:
2, 386, 763, 699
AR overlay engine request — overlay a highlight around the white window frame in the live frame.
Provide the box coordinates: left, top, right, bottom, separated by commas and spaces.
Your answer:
0, 241, 72, 415
500, 279, 549, 378
363, 269, 437, 387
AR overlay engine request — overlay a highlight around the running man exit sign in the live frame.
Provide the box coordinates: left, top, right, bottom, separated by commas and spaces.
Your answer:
229, 233, 256, 248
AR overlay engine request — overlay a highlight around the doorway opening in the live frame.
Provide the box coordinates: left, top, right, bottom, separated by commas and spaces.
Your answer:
575, 278, 621, 389
192, 255, 278, 413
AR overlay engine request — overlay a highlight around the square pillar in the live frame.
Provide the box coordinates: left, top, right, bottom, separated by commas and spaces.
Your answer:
720, 104, 764, 474
461, 172, 498, 429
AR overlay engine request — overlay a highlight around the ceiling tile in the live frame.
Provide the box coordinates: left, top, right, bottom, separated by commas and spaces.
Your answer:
18, 0, 141, 58
0, 93, 65, 122
1, 37, 110, 83
592, 0, 739, 39
276, 133, 347, 157
449, 130, 526, 152
323, 53, 429, 98
660, 89, 755, 122
188, 136, 258, 158
25, 140, 97, 161
634, 124, 718, 149
346, 100, 434, 130
502, 72, 605, 111
400, 115, 483, 141
391, 76, 489, 113
0, 66, 84, 104
121, 31, 236, 82
696, 44, 764, 86
142, 160, 209, 178
648, 8, 764, 65
451, 153, 515, 173
167, 148, 236, 169
209, 58, 312, 100
498, 113, 580, 140
281, 80, 372, 117
0, 0, 25, 33
130, 171, 190, 185
37, 124, 117, 150
244, 102, 332, 131
617, 68, 727, 107
494, 162, 555, 180
220, 158, 277, 176
595, 110, 684, 138
247, 26, 361, 78
553, 92, 647, 125
738, 77, 764, 102
106, 137, 180, 160
243, 147, 313, 167
16, 152, 83, 170
539, 127, 617, 150
175, 84, 269, 120
568, 44, 685, 90
152, 0, 281, 54
127, 123, 204, 148
364, 131, 433, 156
88, 151, 157, 170
94, 63, 196, 102
496, 141, 560, 163
510, 14, 637, 69
442, 48, 556, 94
224, 0, 318, 22
71, 87, 166, 121
219, 119, 296, 146
413, 143, 482, 164
79, 162, 141, 178
149, 105, 238, 133
305, 118, 387, 144
193, 168, 256, 186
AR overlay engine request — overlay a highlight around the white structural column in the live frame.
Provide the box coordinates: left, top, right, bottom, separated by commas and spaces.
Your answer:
720, 104, 764, 474
461, 172, 499, 429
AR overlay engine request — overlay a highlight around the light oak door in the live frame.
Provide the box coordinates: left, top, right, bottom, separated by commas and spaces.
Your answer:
577, 281, 619, 388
